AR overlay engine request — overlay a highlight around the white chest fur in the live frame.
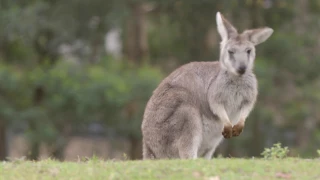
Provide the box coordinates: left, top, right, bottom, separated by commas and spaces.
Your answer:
198, 72, 257, 157
213, 73, 257, 125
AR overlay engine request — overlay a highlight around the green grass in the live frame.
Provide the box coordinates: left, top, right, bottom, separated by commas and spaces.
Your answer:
0, 158, 319, 180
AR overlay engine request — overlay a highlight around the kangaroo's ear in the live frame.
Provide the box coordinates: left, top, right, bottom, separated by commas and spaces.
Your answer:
243, 27, 273, 45
216, 12, 238, 43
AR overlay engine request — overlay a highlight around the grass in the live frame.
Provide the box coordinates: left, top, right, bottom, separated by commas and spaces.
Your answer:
0, 158, 319, 180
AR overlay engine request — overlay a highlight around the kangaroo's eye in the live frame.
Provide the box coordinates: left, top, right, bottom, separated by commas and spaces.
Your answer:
228, 50, 235, 55
246, 49, 251, 54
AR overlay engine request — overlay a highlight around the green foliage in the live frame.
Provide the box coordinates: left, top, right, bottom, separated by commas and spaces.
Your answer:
42, 58, 162, 139
261, 143, 289, 159
317, 150, 320, 157
1, 0, 320, 160
0, 56, 163, 146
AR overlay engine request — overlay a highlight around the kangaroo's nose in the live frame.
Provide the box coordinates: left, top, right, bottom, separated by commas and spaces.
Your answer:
237, 66, 246, 75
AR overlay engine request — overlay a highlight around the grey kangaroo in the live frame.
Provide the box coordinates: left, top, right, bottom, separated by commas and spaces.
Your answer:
141, 12, 273, 160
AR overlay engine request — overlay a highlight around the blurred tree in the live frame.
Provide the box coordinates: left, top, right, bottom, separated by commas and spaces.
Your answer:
0, 121, 5, 160
0, 0, 320, 161
124, 1, 150, 64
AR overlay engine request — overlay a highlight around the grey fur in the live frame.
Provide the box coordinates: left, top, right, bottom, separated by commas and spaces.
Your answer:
141, 12, 273, 160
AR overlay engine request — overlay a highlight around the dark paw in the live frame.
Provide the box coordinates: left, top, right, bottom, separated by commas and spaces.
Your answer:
232, 123, 244, 137
222, 124, 233, 139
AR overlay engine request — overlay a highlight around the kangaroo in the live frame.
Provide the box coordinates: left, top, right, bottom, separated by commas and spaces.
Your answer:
141, 12, 273, 160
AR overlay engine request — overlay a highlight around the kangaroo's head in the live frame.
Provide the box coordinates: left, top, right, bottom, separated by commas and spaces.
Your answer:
216, 12, 273, 76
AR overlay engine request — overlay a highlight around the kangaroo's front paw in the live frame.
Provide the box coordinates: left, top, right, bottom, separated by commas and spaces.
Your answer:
222, 123, 233, 139
232, 122, 244, 137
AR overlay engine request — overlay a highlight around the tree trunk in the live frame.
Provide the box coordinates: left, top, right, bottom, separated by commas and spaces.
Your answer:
50, 132, 66, 161
125, 2, 149, 64
0, 120, 6, 160
27, 86, 44, 160
251, 117, 263, 156
27, 28, 58, 161
249, 0, 264, 157
294, 0, 311, 153
249, 0, 264, 27
51, 142, 65, 161
28, 118, 40, 160
296, 118, 313, 152
225, 141, 237, 157
296, 123, 308, 150
50, 124, 71, 161
129, 136, 142, 160
29, 139, 40, 161
124, 100, 142, 160
294, 0, 308, 35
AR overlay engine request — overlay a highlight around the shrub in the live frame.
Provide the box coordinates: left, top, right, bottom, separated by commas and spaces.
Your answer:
261, 143, 289, 159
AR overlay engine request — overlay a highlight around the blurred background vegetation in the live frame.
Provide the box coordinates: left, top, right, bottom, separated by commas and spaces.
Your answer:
1, 0, 320, 161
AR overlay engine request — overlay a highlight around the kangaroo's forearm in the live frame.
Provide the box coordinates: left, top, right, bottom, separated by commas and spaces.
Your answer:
210, 103, 231, 125
239, 102, 255, 123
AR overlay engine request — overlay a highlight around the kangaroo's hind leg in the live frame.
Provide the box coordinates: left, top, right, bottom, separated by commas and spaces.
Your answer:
142, 140, 156, 160
176, 106, 202, 159
203, 137, 223, 160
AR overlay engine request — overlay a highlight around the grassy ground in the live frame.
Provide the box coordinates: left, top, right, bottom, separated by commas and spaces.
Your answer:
0, 158, 319, 180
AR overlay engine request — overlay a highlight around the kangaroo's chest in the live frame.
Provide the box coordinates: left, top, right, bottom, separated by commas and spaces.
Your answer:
223, 84, 252, 110
216, 76, 257, 123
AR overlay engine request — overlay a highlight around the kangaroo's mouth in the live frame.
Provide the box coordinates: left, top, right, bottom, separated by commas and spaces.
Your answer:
237, 66, 246, 75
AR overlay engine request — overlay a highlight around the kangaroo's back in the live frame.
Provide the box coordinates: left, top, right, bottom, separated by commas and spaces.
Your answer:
145, 61, 220, 116
141, 61, 220, 159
